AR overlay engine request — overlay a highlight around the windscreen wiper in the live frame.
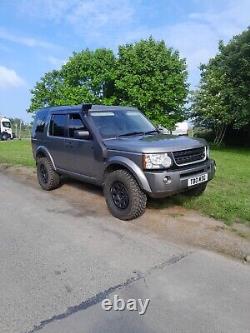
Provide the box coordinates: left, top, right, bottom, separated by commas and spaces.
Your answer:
118, 131, 145, 137
144, 129, 159, 135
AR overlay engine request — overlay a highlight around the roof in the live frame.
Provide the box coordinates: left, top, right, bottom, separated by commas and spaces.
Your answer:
0, 116, 10, 121
40, 104, 139, 113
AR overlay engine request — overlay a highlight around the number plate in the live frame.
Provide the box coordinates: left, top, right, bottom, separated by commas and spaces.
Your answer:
188, 173, 208, 187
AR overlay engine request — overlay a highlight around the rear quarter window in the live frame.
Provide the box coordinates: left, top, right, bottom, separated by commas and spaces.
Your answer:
32, 110, 48, 138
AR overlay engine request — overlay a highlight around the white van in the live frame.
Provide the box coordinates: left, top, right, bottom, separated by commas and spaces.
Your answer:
0, 116, 13, 140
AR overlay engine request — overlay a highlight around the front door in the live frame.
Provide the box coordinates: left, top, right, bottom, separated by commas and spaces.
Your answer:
63, 113, 98, 178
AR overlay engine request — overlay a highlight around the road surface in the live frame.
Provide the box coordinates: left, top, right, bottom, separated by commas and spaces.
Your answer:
0, 172, 249, 333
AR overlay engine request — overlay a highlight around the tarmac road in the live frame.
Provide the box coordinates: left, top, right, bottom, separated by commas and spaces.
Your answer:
0, 172, 250, 333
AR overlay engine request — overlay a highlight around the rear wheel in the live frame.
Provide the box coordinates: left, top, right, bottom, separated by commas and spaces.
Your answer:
185, 183, 207, 196
37, 157, 60, 191
104, 169, 147, 220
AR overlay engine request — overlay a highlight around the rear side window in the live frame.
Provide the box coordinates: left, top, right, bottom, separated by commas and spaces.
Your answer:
32, 110, 47, 137
49, 114, 67, 137
68, 113, 87, 138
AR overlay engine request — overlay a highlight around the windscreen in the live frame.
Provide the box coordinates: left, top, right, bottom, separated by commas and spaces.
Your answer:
2, 121, 11, 128
90, 110, 155, 138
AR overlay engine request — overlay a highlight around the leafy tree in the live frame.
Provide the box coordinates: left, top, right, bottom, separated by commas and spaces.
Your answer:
28, 49, 116, 112
115, 37, 188, 128
191, 28, 250, 144
28, 38, 188, 129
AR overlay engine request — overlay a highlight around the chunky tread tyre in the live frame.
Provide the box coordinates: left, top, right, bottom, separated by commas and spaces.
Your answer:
37, 157, 60, 191
104, 169, 147, 220
185, 183, 207, 196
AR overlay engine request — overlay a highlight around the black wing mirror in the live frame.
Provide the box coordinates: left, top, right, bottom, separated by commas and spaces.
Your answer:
156, 125, 164, 133
74, 130, 90, 139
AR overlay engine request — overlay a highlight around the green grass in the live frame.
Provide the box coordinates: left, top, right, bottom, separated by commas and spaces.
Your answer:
0, 140, 249, 225
0, 139, 35, 167
159, 147, 250, 225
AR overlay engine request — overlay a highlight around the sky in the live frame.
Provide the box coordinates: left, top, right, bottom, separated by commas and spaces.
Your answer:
0, 0, 249, 122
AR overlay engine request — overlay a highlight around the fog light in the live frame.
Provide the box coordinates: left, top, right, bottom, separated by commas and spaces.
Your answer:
163, 176, 171, 184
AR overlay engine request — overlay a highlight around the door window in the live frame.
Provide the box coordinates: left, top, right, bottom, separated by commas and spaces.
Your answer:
68, 113, 88, 138
49, 114, 67, 137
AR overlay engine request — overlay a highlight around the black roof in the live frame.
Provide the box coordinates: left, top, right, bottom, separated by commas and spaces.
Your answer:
40, 104, 139, 113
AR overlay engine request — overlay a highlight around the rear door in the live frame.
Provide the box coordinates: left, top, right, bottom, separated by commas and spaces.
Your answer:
46, 113, 68, 169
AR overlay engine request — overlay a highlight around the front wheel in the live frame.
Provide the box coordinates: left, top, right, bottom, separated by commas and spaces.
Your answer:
185, 183, 207, 196
104, 170, 147, 220
1, 133, 8, 141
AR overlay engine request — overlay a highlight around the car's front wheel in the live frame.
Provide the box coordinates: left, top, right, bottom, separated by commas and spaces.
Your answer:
104, 169, 147, 220
37, 157, 61, 191
1, 133, 8, 141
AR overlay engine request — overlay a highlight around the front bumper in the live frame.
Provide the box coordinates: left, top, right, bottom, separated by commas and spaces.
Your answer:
145, 159, 216, 198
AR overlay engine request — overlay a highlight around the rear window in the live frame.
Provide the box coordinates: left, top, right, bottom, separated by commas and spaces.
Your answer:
49, 114, 67, 137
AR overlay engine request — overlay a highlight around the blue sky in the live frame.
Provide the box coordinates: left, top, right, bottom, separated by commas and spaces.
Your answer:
0, 0, 249, 122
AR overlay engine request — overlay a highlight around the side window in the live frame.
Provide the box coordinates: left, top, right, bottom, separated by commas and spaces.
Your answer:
49, 114, 67, 137
68, 113, 87, 138
32, 110, 47, 138
35, 120, 45, 133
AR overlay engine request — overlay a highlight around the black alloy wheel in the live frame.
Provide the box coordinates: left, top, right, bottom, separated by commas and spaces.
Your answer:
110, 181, 129, 209
39, 163, 48, 184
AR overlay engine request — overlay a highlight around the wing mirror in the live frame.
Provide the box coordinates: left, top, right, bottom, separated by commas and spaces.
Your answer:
74, 130, 90, 139
156, 125, 164, 133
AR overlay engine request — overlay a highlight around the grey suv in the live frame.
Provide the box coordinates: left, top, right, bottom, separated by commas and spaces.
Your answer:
31, 104, 216, 220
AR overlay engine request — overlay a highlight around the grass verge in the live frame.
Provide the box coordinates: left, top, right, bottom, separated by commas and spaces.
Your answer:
0, 140, 35, 167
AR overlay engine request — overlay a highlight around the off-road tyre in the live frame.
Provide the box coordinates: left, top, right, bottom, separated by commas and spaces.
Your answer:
104, 169, 147, 220
37, 157, 60, 191
185, 183, 207, 196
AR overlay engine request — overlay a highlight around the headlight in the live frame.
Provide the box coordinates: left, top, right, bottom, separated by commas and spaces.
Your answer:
143, 153, 172, 169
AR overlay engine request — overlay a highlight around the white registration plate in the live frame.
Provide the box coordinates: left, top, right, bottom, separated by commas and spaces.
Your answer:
188, 173, 208, 187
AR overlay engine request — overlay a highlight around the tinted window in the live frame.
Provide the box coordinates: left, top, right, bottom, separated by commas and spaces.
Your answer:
2, 122, 11, 128
32, 110, 48, 137
90, 110, 155, 138
68, 113, 87, 138
49, 114, 66, 137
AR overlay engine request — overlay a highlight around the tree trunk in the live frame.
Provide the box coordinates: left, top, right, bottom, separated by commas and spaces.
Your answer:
214, 125, 227, 145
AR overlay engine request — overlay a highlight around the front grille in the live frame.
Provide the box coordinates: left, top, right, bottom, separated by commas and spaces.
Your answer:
173, 147, 206, 166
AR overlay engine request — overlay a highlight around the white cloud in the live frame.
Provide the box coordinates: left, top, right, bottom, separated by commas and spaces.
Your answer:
16, 0, 250, 86
46, 56, 67, 67
19, 0, 135, 37
0, 65, 25, 88
67, 0, 134, 30
0, 28, 57, 49
121, 0, 250, 86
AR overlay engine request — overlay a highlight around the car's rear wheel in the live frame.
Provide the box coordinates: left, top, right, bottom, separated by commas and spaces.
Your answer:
104, 169, 147, 220
37, 157, 60, 191
185, 183, 207, 196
